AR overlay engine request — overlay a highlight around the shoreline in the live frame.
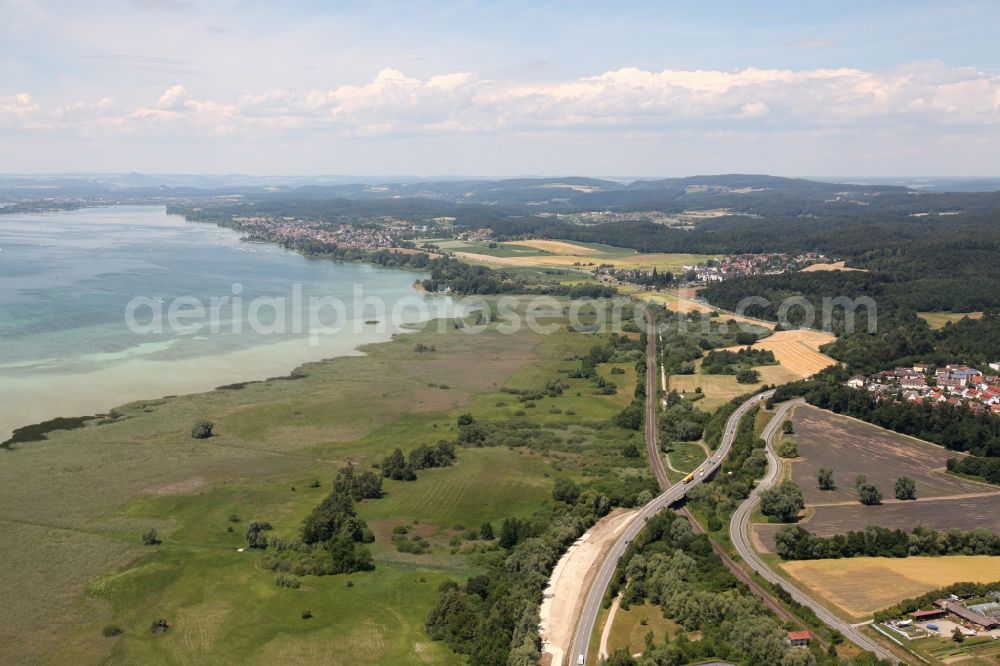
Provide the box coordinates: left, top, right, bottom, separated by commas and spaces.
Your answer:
0, 319, 431, 447
0, 204, 449, 445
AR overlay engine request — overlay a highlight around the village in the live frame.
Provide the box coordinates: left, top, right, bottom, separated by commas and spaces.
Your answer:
230, 215, 427, 251
848, 362, 1000, 414
683, 252, 832, 282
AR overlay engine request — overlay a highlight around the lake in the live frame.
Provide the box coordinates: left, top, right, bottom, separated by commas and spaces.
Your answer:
0, 206, 446, 442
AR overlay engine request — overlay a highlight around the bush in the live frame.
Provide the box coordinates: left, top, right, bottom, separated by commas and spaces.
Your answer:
818, 467, 835, 490
102, 624, 123, 637
150, 618, 169, 634
245, 521, 272, 549
191, 420, 214, 439
760, 481, 804, 522
858, 483, 883, 505
777, 440, 797, 458
275, 573, 301, 588
301, 609, 313, 619
141, 528, 158, 546
894, 476, 917, 501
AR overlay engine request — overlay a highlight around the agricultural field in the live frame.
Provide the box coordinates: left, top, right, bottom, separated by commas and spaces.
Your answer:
779, 556, 1000, 620
0, 302, 652, 665
916, 634, 1000, 665
756, 494, 1000, 552
755, 405, 1000, 552
786, 405, 993, 505
917, 311, 985, 329
721, 329, 836, 379
438, 238, 715, 274
633, 290, 775, 330
799, 261, 867, 273
667, 350, 802, 412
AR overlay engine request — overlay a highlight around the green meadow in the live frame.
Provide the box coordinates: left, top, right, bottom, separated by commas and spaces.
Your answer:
0, 301, 650, 664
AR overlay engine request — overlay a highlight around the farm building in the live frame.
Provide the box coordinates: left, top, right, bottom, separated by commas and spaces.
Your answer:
787, 631, 811, 648
910, 608, 946, 621
934, 599, 1000, 629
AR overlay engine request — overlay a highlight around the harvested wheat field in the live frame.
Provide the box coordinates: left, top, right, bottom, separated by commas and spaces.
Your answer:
722, 329, 836, 379
800, 261, 867, 273
917, 311, 984, 329
511, 239, 603, 255
669, 361, 801, 411
781, 556, 1000, 619
636, 291, 774, 330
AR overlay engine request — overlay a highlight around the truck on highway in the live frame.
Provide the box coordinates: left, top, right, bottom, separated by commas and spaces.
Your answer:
682, 473, 694, 483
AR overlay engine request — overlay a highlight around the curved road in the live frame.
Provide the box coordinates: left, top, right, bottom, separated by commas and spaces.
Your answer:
567, 317, 774, 666
729, 399, 900, 664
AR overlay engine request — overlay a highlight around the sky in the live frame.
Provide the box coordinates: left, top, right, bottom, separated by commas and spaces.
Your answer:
2, 0, 1000, 177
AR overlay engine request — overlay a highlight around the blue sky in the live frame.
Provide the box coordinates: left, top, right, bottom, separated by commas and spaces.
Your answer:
2, 0, 999, 176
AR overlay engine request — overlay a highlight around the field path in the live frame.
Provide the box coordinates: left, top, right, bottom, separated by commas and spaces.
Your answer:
539, 509, 638, 666
598, 594, 621, 660
808, 489, 1000, 509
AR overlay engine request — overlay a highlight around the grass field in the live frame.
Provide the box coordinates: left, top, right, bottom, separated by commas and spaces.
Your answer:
0, 301, 651, 664
667, 441, 707, 474
780, 556, 1000, 620
605, 603, 681, 656
917, 311, 984, 329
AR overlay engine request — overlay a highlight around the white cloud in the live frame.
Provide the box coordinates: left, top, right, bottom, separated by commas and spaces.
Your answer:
155, 84, 192, 110
5, 62, 1000, 142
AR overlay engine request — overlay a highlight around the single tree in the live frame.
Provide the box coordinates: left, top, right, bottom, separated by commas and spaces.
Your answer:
191, 420, 214, 439
479, 522, 495, 541
858, 483, 883, 506
141, 527, 158, 545
818, 467, 835, 491
952, 626, 965, 643
760, 481, 805, 522
552, 477, 581, 504
781, 420, 794, 434
894, 476, 917, 500
245, 521, 270, 549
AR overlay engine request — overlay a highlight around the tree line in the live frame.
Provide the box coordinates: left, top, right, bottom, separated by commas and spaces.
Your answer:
774, 524, 1000, 561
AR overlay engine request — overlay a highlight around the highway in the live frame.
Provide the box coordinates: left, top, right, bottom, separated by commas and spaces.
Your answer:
566, 307, 774, 666
729, 399, 901, 664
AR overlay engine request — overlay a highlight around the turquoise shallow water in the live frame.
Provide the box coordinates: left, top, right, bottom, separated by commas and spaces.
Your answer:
0, 206, 439, 441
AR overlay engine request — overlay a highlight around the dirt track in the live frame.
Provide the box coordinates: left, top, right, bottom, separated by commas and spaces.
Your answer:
539, 508, 638, 666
